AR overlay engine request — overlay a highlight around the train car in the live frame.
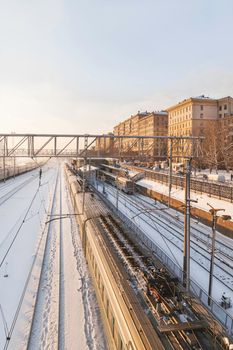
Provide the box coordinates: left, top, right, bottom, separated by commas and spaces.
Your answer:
65, 167, 165, 350
97, 170, 117, 186
65, 166, 229, 350
116, 176, 134, 194
100, 163, 128, 177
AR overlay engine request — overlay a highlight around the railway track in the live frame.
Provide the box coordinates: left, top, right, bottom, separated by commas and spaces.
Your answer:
0, 167, 53, 270
1, 166, 58, 349
100, 182, 233, 292
27, 166, 64, 349
95, 213, 223, 350
122, 164, 233, 202
132, 193, 233, 268
135, 193, 233, 259
0, 175, 38, 207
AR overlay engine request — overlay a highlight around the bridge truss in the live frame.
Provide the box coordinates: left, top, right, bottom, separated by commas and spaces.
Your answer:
0, 133, 203, 160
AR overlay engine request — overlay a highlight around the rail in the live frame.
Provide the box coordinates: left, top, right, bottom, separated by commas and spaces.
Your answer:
27, 167, 62, 349
123, 165, 233, 202
93, 185, 233, 337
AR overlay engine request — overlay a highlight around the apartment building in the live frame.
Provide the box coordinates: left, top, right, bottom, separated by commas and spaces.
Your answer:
95, 133, 114, 155
113, 111, 168, 158
167, 95, 233, 162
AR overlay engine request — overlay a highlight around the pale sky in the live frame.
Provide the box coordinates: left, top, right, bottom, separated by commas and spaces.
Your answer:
0, 0, 232, 134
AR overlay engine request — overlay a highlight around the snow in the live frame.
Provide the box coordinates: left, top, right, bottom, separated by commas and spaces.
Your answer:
94, 180, 233, 320
137, 178, 233, 220
0, 161, 106, 350
79, 165, 98, 171
0, 164, 56, 348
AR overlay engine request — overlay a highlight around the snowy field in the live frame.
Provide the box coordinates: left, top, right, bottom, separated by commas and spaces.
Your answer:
95, 181, 233, 319
0, 161, 106, 350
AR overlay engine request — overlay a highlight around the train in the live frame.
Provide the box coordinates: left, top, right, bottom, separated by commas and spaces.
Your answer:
65, 164, 231, 350
65, 165, 165, 350
97, 169, 135, 194
98, 164, 145, 195
116, 176, 134, 194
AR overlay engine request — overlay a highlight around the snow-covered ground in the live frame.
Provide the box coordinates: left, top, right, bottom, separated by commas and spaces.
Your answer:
0, 161, 106, 350
193, 169, 233, 182
0, 163, 56, 348
137, 178, 233, 220
94, 181, 233, 319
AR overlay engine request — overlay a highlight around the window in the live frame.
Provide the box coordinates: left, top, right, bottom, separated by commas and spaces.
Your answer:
200, 105, 203, 110
200, 113, 203, 118
219, 105, 222, 111
224, 104, 227, 110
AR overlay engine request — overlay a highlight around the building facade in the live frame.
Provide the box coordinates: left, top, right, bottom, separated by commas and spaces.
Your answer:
167, 95, 233, 163
95, 133, 114, 156
113, 111, 168, 159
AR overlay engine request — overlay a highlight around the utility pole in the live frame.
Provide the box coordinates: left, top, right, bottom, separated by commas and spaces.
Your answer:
116, 185, 119, 210
168, 139, 173, 207
82, 135, 88, 214
11, 132, 16, 179
207, 204, 225, 306
183, 158, 197, 291
183, 158, 191, 290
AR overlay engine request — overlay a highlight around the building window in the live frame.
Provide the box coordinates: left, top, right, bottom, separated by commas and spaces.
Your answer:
224, 104, 227, 110
200, 105, 203, 111
219, 105, 222, 111
200, 113, 203, 118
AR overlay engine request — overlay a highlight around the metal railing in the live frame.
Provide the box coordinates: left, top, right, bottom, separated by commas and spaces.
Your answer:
124, 165, 233, 202
0, 162, 40, 181
93, 185, 233, 336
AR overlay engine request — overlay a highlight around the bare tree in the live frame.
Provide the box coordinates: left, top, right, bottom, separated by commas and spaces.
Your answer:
202, 121, 220, 172
200, 118, 233, 171
218, 119, 233, 171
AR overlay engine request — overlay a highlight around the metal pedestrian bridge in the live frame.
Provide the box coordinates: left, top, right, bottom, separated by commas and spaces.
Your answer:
0, 133, 202, 159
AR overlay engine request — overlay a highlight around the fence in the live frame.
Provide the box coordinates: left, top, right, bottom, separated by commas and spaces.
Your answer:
124, 165, 233, 202
0, 162, 41, 181
93, 185, 233, 336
